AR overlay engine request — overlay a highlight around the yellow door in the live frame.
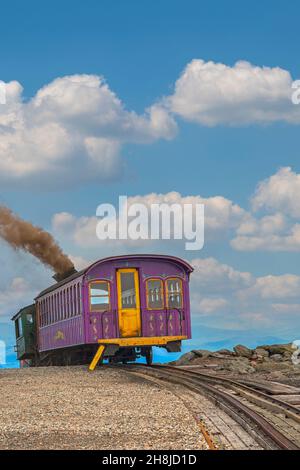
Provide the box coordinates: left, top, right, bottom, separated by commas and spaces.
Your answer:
117, 268, 141, 337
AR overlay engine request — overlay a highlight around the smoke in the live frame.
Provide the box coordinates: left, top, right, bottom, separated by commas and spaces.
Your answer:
0, 206, 75, 275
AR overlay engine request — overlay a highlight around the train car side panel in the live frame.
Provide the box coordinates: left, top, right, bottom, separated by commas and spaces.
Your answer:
37, 275, 85, 352
39, 316, 85, 352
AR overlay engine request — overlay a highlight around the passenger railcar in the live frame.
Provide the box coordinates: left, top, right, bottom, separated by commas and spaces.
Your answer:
12, 254, 193, 367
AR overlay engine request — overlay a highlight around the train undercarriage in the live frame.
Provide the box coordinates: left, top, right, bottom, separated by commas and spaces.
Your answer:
20, 344, 154, 367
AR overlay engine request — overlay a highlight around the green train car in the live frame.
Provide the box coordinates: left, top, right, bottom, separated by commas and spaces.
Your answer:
11, 304, 37, 365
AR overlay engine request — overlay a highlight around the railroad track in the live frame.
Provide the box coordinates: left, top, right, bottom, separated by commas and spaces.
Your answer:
125, 364, 300, 450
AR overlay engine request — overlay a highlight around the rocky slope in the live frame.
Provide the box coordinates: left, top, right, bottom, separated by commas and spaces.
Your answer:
172, 343, 300, 387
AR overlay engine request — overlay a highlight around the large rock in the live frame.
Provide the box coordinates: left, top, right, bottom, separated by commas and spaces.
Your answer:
191, 349, 212, 358
234, 344, 253, 358
217, 349, 235, 356
176, 351, 196, 365
259, 343, 294, 356
283, 351, 293, 361
270, 354, 283, 362
255, 347, 269, 358
223, 357, 255, 374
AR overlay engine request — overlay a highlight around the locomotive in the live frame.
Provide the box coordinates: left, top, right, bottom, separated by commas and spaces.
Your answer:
12, 254, 193, 368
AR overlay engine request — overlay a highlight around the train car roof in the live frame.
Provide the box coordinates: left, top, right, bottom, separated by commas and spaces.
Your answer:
35, 254, 194, 299
11, 304, 35, 321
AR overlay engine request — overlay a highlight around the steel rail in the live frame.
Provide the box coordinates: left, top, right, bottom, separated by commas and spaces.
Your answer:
129, 364, 299, 450
157, 365, 300, 421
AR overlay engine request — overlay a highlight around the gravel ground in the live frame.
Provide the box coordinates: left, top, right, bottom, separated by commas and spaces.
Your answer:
0, 366, 202, 450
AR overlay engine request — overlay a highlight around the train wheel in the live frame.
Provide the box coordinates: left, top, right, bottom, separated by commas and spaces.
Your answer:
145, 347, 153, 366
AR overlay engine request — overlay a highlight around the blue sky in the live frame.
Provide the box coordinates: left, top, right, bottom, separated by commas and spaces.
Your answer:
1, 0, 300, 366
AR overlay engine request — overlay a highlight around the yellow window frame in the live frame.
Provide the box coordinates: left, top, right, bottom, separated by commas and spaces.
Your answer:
166, 277, 183, 309
89, 280, 111, 312
146, 278, 164, 310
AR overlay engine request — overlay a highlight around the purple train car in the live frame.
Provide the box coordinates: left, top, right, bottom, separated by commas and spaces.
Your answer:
13, 254, 193, 367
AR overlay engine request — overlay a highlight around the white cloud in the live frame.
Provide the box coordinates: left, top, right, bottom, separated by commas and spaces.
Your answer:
0, 61, 299, 188
52, 172, 300, 255
52, 191, 246, 250
128, 192, 246, 233
231, 168, 300, 252
231, 224, 300, 252
236, 213, 287, 236
0, 277, 35, 318
165, 59, 300, 126
197, 297, 229, 314
272, 303, 300, 314
191, 257, 253, 291
252, 167, 300, 218
190, 257, 300, 332
0, 75, 176, 187
241, 274, 300, 300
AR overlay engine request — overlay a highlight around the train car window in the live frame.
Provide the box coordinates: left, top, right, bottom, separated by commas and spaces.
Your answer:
69, 287, 72, 317
63, 289, 66, 319
68, 287, 72, 318
16, 317, 23, 337
48, 298, 50, 324
68, 287, 71, 317
41, 300, 44, 326
71, 287, 74, 316
46, 298, 49, 325
45, 298, 48, 325
26, 314, 33, 324
59, 291, 61, 320
39, 301, 42, 327
47, 297, 50, 325
60, 293, 62, 319
119, 272, 136, 308
57, 293, 59, 322
50, 296, 53, 324
43, 299, 46, 326
55, 293, 59, 322
73, 285, 77, 316
64, 289, 67, 319
146, 279, 164, 309
65, 288, 69, 318
53, 295, 55, 322
59, 293, 62, 320
52, 295, 54, 323
72, 285, 76, 316
70, 286, 73, 317
89, 281, 110, 311
166, 278, 183, 308
51, 295, 54, 324
77, 284, 81, 314
54, 294, 58, 322
44, 299, 47, 326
